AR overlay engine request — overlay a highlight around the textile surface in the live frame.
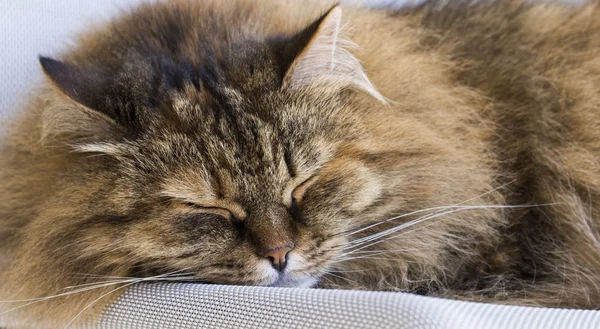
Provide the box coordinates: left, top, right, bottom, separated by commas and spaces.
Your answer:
84, 283, 599, 329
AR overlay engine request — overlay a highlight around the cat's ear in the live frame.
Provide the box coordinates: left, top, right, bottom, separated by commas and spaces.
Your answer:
39, 56, 128, 152
275, 6, 384, 102
39, 56, 115, 121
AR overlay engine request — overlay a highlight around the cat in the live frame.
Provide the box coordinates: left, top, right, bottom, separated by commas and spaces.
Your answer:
1, 0, 600, 327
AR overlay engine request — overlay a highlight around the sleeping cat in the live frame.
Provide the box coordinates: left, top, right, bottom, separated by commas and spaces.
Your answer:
1, 0, 600, 327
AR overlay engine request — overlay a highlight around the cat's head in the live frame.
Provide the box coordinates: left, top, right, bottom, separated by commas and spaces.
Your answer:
39, 6, 385, 287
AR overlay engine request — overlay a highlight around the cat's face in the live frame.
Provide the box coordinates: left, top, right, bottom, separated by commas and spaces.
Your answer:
96, 86, 380, 288
38, 7, 385, 288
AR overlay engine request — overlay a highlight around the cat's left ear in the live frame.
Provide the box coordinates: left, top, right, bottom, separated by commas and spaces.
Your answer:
274, 6, 384, 102
38, 56, 129, 152
39, 56, 114, 117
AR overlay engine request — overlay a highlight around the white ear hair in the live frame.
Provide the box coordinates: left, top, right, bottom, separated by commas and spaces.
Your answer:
71, 142, 123, 156
284, 7, 385, 103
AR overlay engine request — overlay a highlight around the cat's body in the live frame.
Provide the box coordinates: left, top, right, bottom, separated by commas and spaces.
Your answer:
2, 0, 600, 327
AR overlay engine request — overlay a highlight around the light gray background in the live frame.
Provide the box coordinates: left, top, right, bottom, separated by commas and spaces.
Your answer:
1, 0, 143, 119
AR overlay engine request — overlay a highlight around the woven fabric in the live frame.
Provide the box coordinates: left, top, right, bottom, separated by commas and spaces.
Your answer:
2, 283, 600, 328
78, 283, 600, 329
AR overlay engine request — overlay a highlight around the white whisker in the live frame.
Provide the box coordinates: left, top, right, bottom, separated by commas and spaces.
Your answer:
0, 280, 135, 304
345, 207, 469, 251
344, 204, 552, 250
323, 272, 360, 285
339, 203, 556, 259
63, 282, 138, 329
70, 273, 137, 280
0, 268, 196, 314
342, 180, 517, 239
62, 279, 134, 290
332, 256, 395, 263
0, 280, 135, 313
326, 269, 371, 273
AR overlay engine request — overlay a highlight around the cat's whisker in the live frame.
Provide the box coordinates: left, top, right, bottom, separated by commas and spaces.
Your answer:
322, 272, 360, 286
336, 249, 430, 262
0, 275, 199, 316
337, 203, 558, 264
0, 279, 139, 304
70, 273, 138, 280
61, 274, 196, 291
332, 256, 396, 264
343, 204, 555, 254
62, 279, 134, 290
339, 205, 459, 243
0, 279, 137, 313
343, 210, 446, 247
152, 267, 196, 278
326, 268, 371, 273
343, 208, 468, 251
63, 282, 138, 329
334, 249, 421, 261
328, 206, 448, 241
382, 208, 553, 257
339, 180, 517, 240
344, 248, 424, 254
345, 204, 506, 248
325, 182, 519, 249
342, 206, 467, 239
0, 269, 196, 309
343, 212, 466, 255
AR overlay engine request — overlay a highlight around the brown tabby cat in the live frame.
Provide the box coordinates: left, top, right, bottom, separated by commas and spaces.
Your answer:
1, 0, 600, 327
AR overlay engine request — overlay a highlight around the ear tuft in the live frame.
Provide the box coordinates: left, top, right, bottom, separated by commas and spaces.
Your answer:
283, 6, 342, 88
70, 142, 123, 156
279, 6, 384, 102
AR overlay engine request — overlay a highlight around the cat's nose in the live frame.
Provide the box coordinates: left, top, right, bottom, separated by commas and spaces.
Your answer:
263, 245, 293, 272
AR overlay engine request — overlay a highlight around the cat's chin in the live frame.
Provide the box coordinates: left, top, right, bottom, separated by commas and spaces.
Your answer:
265, 276, 318, 288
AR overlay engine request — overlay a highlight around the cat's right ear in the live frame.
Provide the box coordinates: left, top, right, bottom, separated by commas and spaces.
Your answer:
39, 56, 115, 122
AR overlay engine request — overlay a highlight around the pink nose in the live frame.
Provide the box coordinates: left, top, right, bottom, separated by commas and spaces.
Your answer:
263, 245, 293, 272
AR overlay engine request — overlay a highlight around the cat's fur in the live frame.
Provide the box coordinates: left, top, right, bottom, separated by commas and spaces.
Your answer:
2, 0, 600, 327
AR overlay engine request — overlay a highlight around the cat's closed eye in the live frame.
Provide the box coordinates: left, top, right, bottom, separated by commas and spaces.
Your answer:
287, 175, 319, 214
178, 201, 243, 225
